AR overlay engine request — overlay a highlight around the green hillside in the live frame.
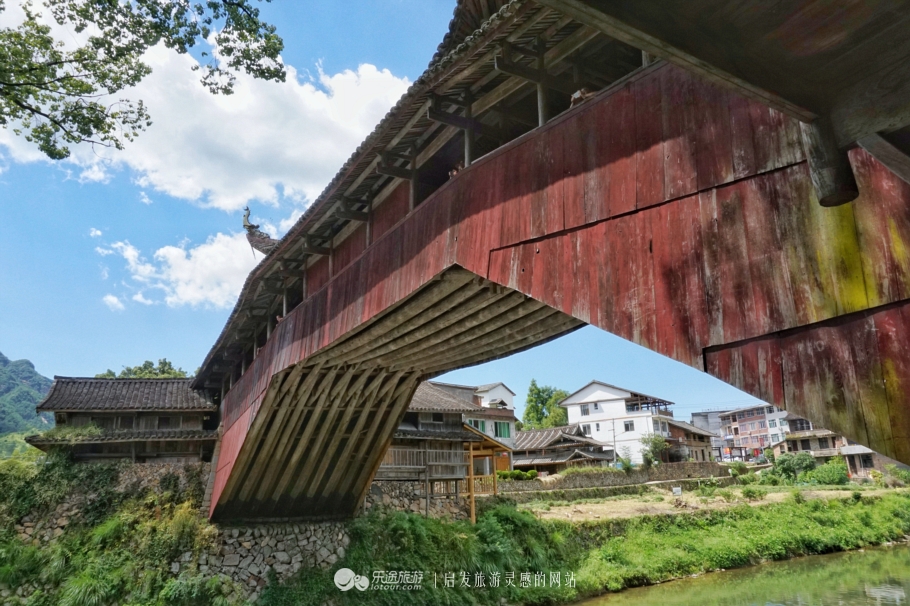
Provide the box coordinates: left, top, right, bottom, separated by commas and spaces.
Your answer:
0, 351, 53, 437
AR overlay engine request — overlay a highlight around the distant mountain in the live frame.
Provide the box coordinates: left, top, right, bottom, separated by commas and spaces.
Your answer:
0, 351, 53, 435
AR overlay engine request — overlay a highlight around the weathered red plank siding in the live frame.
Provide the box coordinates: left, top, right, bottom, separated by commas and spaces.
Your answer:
333, 224, 366, 273
307, 255, 331, 294
212, 62, 910, 516
371, 181, 410, 240
707, 300, 910, 463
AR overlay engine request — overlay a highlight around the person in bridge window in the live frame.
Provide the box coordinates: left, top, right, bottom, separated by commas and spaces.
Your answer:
570, 87, 596, 108
448, 161, 464, 180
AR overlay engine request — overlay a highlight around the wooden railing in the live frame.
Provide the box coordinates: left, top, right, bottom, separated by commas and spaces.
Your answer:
473, 475, 496, 495
378, 448, 470, 479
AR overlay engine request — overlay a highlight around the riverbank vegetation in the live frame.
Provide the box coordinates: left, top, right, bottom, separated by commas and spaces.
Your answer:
0, 452, 240, 606
261, 489, 910, 605
0, 451, 908, 606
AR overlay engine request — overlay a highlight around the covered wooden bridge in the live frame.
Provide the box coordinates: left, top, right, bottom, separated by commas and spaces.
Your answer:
193, 0, 910, 521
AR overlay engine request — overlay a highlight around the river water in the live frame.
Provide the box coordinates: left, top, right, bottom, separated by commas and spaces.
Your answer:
579, 545, 910, 606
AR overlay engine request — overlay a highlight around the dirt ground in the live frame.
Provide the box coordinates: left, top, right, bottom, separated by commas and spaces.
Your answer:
526, 487, 901, 522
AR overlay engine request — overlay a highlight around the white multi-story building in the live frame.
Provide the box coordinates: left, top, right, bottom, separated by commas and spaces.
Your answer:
429, 381, 517, 449
559, 380, 675, 464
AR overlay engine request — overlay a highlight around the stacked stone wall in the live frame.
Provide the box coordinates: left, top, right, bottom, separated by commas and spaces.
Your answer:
501, 461, 730, 492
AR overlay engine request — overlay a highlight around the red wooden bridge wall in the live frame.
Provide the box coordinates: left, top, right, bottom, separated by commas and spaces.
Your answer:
212, 62, 910, 515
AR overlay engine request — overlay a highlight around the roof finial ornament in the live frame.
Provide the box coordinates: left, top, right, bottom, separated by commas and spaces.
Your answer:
242, 206, 279, 256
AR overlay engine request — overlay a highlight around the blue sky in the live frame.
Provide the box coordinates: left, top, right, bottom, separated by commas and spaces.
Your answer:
0, 1, 762, 421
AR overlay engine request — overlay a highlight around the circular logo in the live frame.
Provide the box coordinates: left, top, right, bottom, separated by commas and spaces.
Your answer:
334, 568, 370, 591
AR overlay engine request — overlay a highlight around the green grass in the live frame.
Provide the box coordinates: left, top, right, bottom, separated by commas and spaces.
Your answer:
259, 490, 910, 606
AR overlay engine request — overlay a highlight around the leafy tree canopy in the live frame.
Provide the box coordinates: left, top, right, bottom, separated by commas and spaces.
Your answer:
521, 379, 569, 430
96, 358, 189, 379
0, 0, 285, 159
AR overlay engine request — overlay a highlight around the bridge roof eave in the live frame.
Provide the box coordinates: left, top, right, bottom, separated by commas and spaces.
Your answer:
193, 0, 563, 387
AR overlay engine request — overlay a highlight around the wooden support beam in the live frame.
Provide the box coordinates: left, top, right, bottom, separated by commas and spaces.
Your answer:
494, 54, 578, 96
300, 236, 330, 256
533, 0, 815, 122
334, 197, 369, 222
426, 107, 504, 141
468, 441, 476, 524
376, 163, 413, 180
858, 133, 910, 185
799, 117, 859, 207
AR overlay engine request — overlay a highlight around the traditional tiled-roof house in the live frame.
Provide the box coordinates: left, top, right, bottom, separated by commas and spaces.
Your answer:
376, 381, 512, 502
512, 424, 613, 475
26, 377, 218, 463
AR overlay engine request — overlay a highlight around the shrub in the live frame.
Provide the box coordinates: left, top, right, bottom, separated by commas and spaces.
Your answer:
728, 461, 749, 476
885, 464, 910, 484
789, 490, 806, 504
774, 452, 817, 481
526, 470, 538, 480
716, 489, 735, 503
803, 458, 849, 485
741, 486, 767, 501
39, 424, 103, 443
868, 470, 884, 487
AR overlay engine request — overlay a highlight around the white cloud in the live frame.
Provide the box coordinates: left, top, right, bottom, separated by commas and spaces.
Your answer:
89, 228, 103, 238
0, 16, 410, 211
109, 233, 261, 308
95, 247, 114, 256
139, 192, 153, 205
102, 294, 125, 311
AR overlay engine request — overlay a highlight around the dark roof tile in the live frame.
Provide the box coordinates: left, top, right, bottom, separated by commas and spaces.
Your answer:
37, 378, 216, 412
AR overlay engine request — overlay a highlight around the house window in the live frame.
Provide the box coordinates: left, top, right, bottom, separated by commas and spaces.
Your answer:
582, 424, 591, 436
593, 403, 599, 411
788, 441, 797, 451
792, 419, 812, 432
734, 438, 741, 446
624, 420, 634, 432
800, 439, 811, 451
119, 416, 134, 430
817, 437, 829, 449
861, 454, 874, 468
749, 422, 756, 431
432, 413, 444, 424
779, 419, 789, 427
469, 419, 486, 432
770, 433, 779, 444
158, 416, 172, 430
737, 413, 745, 420
768, 420, 777, 428
661, 421, 668, 433
758, 420, 766, 429
494, 422, 511, 439
626, 402, 640, 413
595, 423, 600, 432
766, 406, 775, 414
580, 404, 590, 416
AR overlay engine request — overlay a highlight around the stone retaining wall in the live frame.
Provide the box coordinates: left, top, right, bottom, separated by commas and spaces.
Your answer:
501, 461, 730, 493
363, 480, 469, 520
501, 476, 738, 504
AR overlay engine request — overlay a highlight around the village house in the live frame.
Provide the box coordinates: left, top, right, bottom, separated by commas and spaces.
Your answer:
719, 404, 814, 459
512, 424, 613, 475
689, 409, 730, 453
664, 418, 716, 462
558, 380, 676, 464
374, 381, 512, 497
767, 429, 910, 480
26, 377, 218, 463
429, 381, 518, 450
